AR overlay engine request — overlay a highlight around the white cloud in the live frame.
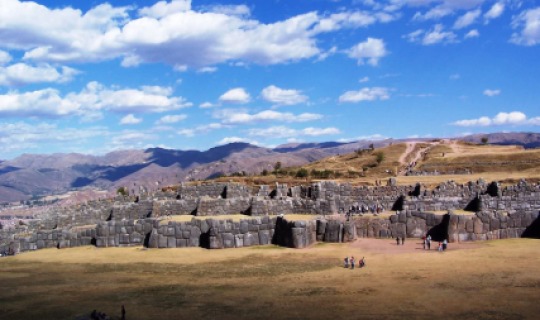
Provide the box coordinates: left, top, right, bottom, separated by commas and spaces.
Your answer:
215, 109, 322, 124
453, 9, 481, 29
217, 136, 260, 146
405, 24, 457, 45
138, 0, 191, 19
261, 85, 308, 105
177, 123, 228, 137
199, 102, 216, 108
464, 29, 480, 39
0, 51, 12, 65
314, 10, 397, 33
111, 131, 157, 149
339, 87, 390, 103
0, 82, 191, 119
206, 4, 251, 17
120, 114, 142, 125
247, 126, 341, 138
347, 38, 387, 66
484, 2, 505, 22
0, 121, 108, 155
411, 0, 484, 21
338, 133, 387, 143
219, 88, 251, 104
452, 111, 538, 127
511, 7, 540, 46
197, 66, 217, 73
0, 63, 79, 86
156, 114, 187, 124
0, 1, 399, 69
483, 89, 501, 96
359, 76, 370, 83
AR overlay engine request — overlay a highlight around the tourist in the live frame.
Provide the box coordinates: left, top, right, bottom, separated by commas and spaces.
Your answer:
427, 235, 431, 250
344, 256, 349, 268
443, 239, 448, 251
350, 256, 355, 269
396, 237, 400, 245
438, 242, 443, 252
422, 236, 427, 250
359, 257, 365, 268
402, 237, 405, 245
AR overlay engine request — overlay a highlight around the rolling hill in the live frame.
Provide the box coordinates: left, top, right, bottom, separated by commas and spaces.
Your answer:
1, 132, 539, 203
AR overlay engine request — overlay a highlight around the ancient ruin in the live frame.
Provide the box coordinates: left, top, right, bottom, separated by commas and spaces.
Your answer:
1, 179, 539, 255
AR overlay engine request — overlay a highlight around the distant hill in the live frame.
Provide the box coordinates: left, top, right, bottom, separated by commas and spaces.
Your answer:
460, 132, 540, 149
1, 132, 539, 202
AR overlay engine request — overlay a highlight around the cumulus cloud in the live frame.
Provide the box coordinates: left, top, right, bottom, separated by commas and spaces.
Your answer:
313, 10, 397, 33
359, 76, 370, 83
484, 2, 505, 22
215, 109, 322, 124
219, 88, 251, 104
339, 87, 390, 103
464, 29, 480, 39
0, 51, 12, 65
0, 1, 401, 69
405, 24, 457, 45
261, 85, 308, 105
156, 114, 187, 124
0, 82, 191, 119
120, 114, 142, 125
347, 38, 388, 66
453, 9, 481, 29
0, 63, 79, 86
247, 126, 341, 138
511, 7, 540, 46
452, 111, 540, 127
199, 102, 216, 108
138, 0, 191, 19
205, 4, 251, 17
483, 89, 501, 96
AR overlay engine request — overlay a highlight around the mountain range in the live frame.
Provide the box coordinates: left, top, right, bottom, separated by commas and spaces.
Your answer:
1, 132, 539, 203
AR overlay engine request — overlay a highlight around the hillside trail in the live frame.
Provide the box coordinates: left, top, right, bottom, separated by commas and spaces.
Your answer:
398, 141, 441, 176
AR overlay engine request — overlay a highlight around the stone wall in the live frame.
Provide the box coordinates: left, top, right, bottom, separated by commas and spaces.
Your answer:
2, 180, 540, 256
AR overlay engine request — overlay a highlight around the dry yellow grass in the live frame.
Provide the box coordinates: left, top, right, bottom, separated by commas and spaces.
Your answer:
219, 141, 540, 189
1, 238, 539, 320
158, 214, 322, 225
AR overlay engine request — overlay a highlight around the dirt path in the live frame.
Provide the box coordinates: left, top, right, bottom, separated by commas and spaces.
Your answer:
398, 141, 442, 176
398, 142, 416, 166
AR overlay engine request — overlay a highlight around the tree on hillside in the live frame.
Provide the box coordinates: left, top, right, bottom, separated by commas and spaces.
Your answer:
375, 151, 385, 164
481, 136, 489, 145
296, 168, 309, 178
274, 161, 282, 171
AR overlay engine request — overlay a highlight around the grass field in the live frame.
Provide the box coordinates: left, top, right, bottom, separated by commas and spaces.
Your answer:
1, 239, 539, 320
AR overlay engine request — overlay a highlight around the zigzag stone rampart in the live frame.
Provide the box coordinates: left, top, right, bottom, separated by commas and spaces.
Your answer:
1, 180, 539, 255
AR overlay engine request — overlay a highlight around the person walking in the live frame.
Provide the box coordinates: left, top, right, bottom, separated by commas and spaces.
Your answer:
350, 256, 355, 270
396, 237, 400, 245
443, 239, 448, 251
402, 237, 405, 245
344, 256, 349, 268
427, 235, 431, 250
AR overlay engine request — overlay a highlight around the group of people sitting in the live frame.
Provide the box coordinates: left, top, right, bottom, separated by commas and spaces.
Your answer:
343, 256, 366, 269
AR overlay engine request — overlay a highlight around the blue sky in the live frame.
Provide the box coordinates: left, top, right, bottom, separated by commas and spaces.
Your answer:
0, 0, 539, 159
